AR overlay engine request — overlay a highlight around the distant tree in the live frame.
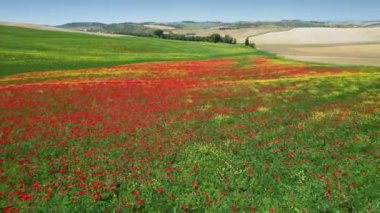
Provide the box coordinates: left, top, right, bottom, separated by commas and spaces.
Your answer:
209, 33, 222, 43
153, 29, 164, 38
245, 37, 250, 46
223, 35, 234, 44
250, 42, 256, 49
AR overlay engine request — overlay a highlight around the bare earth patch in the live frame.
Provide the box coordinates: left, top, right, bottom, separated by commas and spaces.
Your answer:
174, 27, 287, 43
259, 43, 380, 66
252, 28, 380, 66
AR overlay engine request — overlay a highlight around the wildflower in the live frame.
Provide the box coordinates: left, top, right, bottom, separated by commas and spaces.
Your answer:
325, 190, 331, 199
156, 187, 163, 194
2, 206, 17, 213
136, 199, 144, 205
19, 193, 32, 202
191, 181, 197, 189
181, 204, 187, 210
349, 182, 357, 189
231, 204, 238, 212
32, 181, 39, 190
194, 189, 199, 195
44, 188, 52, 199
93, 192, 100, 201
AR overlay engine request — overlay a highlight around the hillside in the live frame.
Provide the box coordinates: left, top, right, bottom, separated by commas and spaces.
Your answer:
0, 25, 259, 76
56, 20, 364, 44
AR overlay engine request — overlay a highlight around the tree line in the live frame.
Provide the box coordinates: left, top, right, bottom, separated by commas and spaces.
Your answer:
153, 30, 237, 44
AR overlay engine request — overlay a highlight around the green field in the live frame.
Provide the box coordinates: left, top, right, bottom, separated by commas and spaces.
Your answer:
0, 26, 264, 76
0, 25, 379, 212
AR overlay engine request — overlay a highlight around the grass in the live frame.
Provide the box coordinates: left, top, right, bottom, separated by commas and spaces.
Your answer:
1, 56, 379, 212
0, 26, 269, 76
0, 26, 379, 212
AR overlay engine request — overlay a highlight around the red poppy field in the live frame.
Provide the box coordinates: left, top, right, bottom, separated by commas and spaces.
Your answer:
0, 56, 379, 212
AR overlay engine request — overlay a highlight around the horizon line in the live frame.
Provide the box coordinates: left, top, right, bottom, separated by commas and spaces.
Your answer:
1, 19, 380, 27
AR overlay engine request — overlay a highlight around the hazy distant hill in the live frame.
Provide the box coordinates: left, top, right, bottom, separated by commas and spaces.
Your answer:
169, 21, 226, 29
57, 20, 360, 35
232, 20, 356, 28
59, 22, 155, 35
365, 23, 380, 28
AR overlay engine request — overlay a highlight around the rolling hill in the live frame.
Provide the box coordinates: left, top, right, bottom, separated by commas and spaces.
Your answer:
58, 20, 358, 33
57, 20, 362, 44
0, 25, 260, 76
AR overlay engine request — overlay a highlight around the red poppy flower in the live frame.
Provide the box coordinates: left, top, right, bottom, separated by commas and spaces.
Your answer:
156, 187, 163, 194
181, 204, 187, 210
136, 199, 144, 205
191, 181, 197, 188
32, 181, 39, 190
231, 204, 238, 212
19, 193, 32, 202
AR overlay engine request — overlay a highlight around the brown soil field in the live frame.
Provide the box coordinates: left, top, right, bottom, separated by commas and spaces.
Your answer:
252, 28, 380, 66
174, 27, 287, 43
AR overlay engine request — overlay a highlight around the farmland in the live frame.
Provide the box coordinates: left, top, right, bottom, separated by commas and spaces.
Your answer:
0, 26, 258, 76
253, 27, 380, 66
0, 26, 380, 212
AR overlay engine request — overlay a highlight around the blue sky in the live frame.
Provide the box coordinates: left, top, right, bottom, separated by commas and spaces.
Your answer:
0, 0, 379, 25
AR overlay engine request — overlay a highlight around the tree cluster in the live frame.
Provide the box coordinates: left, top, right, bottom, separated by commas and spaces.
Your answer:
245, 37, 256, 48
153, 30, 237, 44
